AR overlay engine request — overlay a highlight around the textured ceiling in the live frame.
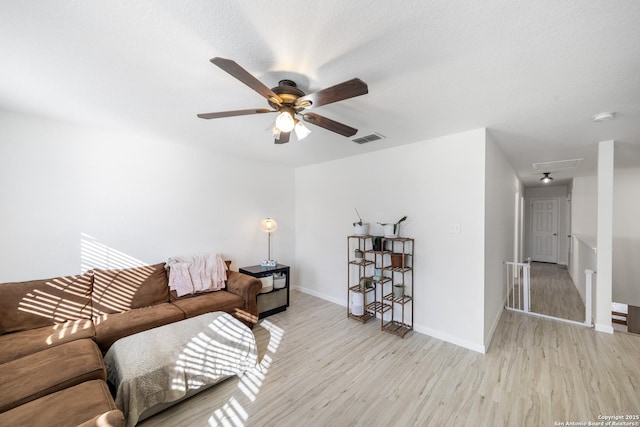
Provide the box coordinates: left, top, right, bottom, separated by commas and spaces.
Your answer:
1, 0, 639, 186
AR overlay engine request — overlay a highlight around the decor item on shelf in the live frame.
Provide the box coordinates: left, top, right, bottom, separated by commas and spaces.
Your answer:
540, 172, 553, 184
373, 268, 382, 281
372, 236, 383, 251
350, 291, 364, 316
378, 216, 407, 237
258, 275, 274, 294
393, 284, 405, 299
260, 218, 278, 267
359, 277, 373, 289
354, 248, 364, 261
273, 273, 287, 289
353, 208, 369, 235
390, 253, 406, 268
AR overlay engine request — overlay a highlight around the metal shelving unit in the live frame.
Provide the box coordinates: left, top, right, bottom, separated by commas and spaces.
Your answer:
347, 235, 414, 337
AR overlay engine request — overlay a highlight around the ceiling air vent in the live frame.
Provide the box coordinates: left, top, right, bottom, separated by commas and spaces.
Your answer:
353, 132, 385, 144
532, 158, 583, 172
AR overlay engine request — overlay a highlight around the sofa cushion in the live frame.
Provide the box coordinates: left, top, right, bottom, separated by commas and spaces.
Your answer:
0, 338, 106, 413
0, 273, 93, 334
91, 263, 169, 316
171, 289, 244, 319
93, 303, 185, 352
0, 319, 95, 365
0, 380, 124, 427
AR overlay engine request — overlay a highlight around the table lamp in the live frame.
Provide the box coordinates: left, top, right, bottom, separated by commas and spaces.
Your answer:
260, 218, 278, 267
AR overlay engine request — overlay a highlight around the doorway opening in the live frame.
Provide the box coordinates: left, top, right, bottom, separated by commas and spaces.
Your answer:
513, 185, 588, 324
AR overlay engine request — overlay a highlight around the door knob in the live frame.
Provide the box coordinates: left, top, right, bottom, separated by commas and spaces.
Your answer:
553, 233, 557, 236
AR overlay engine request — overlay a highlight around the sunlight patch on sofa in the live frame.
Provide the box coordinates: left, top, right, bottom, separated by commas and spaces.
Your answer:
18, 289, 92, 320
46, 319, 93, 344
16, 229, 149, 323
80, 233, 162, 316
16, 273, 93, 323
91, 265, 157, 314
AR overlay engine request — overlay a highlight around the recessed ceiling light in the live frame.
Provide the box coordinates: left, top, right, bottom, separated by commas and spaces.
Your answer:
592, 112, 615, 122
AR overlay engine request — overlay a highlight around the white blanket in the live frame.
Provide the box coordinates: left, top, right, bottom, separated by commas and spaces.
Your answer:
104, 312, 258, 427
166, 253, 227, 297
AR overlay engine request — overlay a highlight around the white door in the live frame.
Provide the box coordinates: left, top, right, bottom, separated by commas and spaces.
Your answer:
531, 199, 558, 263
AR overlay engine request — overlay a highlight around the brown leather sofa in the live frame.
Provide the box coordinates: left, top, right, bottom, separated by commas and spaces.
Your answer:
0, 262, 261, 427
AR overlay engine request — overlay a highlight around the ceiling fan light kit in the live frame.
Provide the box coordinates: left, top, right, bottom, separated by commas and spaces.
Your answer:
198, 57, 368, 144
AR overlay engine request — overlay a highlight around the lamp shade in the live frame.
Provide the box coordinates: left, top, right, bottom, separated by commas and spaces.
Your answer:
294, 120, 311, 140
260, 218, 278, 233
275, 111, 295, 132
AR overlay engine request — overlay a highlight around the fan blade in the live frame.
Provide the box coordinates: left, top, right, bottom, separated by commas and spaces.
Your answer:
302, 112, 358, 137
211, 57, 282, 105
295, 78, 368, 109
274, 131, 291, 144
197, 108, 274, 119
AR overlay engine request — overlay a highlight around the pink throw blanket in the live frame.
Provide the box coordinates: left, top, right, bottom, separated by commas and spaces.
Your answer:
166, 253, 227, 297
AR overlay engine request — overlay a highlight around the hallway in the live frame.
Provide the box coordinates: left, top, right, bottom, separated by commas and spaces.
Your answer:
529, 262, 585, 323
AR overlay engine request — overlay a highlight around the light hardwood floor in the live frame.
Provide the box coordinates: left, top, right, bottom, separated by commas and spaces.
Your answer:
139, 290, 640, 427
529, 262, 585, 322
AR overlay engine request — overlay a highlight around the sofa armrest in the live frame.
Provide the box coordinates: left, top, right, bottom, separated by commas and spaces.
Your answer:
226, 271, 261, 326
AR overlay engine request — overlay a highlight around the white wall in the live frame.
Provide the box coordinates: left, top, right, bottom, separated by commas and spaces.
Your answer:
570, 176, 597, 238
613, 168, 640, 306
295, 129, 487, 352
484, 133, 521, 349
0, 110, 295, 281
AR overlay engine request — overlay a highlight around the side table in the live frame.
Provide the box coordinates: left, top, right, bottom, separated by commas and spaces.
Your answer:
239, 264, 290, 319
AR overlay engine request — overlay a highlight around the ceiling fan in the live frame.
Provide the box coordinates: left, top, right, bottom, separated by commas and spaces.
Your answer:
197, 57, 368, 144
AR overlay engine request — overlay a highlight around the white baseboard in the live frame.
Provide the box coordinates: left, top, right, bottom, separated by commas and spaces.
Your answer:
595, 323, 614, 334
294, 286, 345, 307
413, 324, 486, 354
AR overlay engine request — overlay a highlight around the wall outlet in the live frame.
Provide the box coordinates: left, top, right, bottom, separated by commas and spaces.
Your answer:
450, 223, 461, 234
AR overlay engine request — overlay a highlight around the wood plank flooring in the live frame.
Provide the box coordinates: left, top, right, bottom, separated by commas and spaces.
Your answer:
139, 290, 640, 427
529, 262, 585, 322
